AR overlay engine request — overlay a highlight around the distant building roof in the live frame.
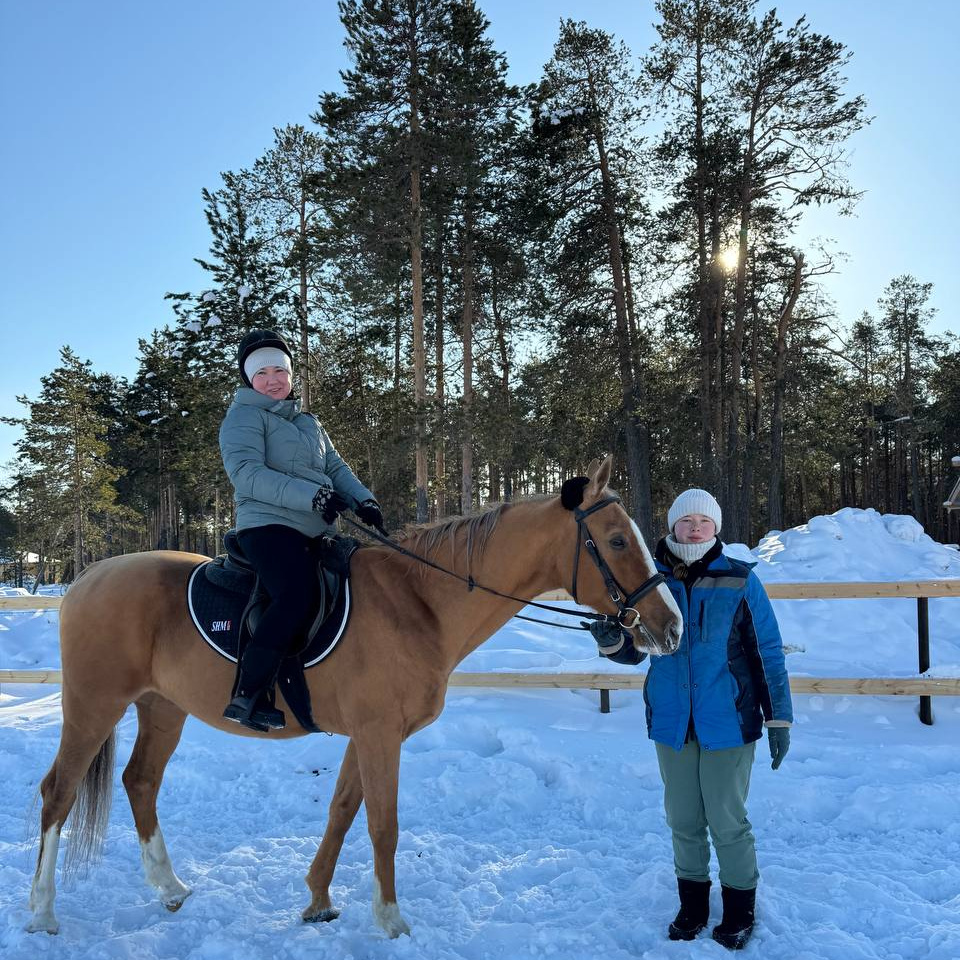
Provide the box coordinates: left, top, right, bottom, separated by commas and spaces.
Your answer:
0, 553, 61, 564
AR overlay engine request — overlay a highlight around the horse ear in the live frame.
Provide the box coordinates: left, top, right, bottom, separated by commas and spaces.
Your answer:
560, 476, 590, 511
585, 458, 602, 480
584, 454, 613, 499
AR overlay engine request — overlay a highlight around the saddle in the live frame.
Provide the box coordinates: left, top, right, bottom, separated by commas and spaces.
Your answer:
187, 531, 360, 733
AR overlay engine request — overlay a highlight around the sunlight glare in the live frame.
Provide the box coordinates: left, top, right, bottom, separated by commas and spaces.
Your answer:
719, 246, 740, 272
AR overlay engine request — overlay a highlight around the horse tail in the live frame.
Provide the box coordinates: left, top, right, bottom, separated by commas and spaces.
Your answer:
64, 727, 116, 875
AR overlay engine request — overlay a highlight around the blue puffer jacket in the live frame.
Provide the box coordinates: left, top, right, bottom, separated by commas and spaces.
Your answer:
605, 539, 793, 752
219, 388, 375, 537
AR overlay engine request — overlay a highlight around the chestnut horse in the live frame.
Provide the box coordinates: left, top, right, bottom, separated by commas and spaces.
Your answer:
28, 456, 681, 937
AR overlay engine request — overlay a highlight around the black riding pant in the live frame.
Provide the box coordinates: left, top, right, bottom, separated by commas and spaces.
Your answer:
234, 524, 319, 692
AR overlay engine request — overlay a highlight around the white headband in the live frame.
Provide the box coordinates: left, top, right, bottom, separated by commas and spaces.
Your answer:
244, 347, 292, 384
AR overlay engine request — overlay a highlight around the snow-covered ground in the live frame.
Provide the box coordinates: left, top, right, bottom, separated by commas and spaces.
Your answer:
1, 508, 959, 959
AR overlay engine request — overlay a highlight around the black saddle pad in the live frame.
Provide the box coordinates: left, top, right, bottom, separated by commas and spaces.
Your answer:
187, 561, 351, 668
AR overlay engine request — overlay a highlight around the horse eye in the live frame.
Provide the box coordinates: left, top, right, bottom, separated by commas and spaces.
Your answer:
609, 536, 626, 550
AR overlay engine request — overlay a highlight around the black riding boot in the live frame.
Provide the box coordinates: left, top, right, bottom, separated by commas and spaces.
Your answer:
711, 885, 756, 950
668, 878, 711, 941
223, 645, 286, 732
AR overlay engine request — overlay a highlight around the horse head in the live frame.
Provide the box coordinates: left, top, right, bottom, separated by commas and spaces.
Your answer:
559, 454, 682, 657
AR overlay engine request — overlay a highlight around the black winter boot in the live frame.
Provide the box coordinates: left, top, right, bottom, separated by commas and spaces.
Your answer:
668, 878, 711, 941
223, 645, 286, 732
711, 885, 756, 950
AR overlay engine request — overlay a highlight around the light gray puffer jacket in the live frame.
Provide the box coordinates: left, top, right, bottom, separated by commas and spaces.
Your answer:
219, 388, 374, 537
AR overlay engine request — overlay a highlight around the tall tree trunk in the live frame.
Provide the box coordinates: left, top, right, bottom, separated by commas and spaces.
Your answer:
298, 197, 311, 412
904, 334, 924, 520
588, 70, 652, 535
692, 4, 715, 489
393, 283, 404, 525
72, 411, 84, 576
407, 1, 428, 523
740, 278, 762, 534
434, 221, 447, 519
725, 98, 759, 541
461, 209, 475, 512
492, 261, 513, 501
768, 254, 803, 530
709, 195, 725, 481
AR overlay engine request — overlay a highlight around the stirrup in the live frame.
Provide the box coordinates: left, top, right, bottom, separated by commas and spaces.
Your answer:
223, 695, 284, 732
253, 699, 285, 729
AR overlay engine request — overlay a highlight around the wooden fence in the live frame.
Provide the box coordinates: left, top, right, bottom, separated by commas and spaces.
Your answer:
2, 580, 959, 724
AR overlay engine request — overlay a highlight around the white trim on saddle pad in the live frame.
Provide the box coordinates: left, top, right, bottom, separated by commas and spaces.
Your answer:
186, 561, 351, 667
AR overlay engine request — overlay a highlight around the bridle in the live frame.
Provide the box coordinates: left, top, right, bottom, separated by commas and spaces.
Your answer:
570, 495, 666, 633
342, 495, 666, 636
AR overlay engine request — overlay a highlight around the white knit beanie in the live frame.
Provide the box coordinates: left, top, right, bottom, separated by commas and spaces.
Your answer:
243, 346, 292, 384
667, 488, 722, 534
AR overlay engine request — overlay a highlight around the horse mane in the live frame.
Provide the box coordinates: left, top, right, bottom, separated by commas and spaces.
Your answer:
393, 495, 551, 578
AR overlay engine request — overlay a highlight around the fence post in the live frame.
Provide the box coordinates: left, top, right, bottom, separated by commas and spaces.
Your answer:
918, 597, 932, 725
599, 688, 610, 713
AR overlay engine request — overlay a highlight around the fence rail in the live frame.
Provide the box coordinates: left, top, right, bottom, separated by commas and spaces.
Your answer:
3, 580, 958, 723
0, 596, 64, 610
3, 669, 959, 698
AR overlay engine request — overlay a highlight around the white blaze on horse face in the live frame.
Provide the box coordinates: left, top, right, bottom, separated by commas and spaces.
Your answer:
372, 877, 411, 938
140, 829, 192, 909
628, 519, 683, 651
26, 825, 61, 934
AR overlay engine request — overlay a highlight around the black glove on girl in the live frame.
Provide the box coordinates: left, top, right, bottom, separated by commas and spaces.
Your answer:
355, 498, 384, 531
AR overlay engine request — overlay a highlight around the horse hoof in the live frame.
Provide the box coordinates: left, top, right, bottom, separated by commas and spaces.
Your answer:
376, 906, 410, 938
303, 905, 340, 923
25, 914, 59, 935
384, 917, 411, 939
163, 892, 191, 912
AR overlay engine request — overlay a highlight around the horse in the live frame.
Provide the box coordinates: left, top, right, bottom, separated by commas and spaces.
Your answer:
27, 455, 682, 938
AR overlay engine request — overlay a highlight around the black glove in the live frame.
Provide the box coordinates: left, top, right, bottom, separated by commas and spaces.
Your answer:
767, 726, 791, 770
586, 619, 631, 656
312, 485, 352, 524
355, 498, 384, 532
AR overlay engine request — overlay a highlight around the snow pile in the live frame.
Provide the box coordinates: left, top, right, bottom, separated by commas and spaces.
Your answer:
0, 586, 30, 597
747, 507, 960, 582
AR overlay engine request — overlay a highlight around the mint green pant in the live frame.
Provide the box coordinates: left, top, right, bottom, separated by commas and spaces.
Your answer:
655, 738, 758, 890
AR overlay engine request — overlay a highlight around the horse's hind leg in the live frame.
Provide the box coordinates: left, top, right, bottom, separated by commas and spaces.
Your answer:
303, 739, 363, 923
122, 693, 191, 910
28, 694, 128, 934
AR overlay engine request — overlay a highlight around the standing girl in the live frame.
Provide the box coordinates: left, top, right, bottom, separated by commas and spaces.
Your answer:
593, 488, 792, 949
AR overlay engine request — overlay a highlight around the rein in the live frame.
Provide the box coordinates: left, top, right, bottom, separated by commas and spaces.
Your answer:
342, 495, 665, 634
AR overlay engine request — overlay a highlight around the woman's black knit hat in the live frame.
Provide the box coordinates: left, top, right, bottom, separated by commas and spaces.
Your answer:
237, 329, 293, 386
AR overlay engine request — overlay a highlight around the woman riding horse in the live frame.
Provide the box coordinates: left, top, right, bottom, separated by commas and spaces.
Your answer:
220, 329, 383, 731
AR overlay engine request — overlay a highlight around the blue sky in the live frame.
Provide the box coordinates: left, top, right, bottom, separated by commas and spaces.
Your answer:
1, 0, 957, 471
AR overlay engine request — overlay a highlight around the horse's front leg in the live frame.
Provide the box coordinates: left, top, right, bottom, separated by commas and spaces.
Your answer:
303, 739, 364, 923
354, 729, 409, 938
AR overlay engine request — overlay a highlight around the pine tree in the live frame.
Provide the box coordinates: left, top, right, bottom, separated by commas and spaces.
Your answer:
878, 275, 939, 519
648, 0, 752, 489
436, 0, 518, 509
529, 20, 655, 532
317, 0, 451, 521
3, 348, 122, 577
